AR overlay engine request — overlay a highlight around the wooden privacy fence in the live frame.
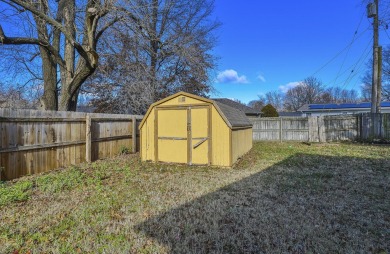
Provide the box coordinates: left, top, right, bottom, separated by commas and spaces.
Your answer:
360, 113, 390, 140
0, 108, 143, 180
251, 117, 310, 141
251, 114, 390, 142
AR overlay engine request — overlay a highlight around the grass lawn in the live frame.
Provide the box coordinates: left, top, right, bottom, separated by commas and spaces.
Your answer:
0, 142, 389, 253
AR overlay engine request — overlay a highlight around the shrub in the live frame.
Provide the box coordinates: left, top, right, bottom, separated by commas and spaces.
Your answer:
261, 104, 279, 117
119, 146, 130, 155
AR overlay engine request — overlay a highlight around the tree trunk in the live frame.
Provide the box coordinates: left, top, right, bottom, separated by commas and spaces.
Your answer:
150, 0, 159, 102
33, 3, 58, 110
57, 0, 98, 111
39, 47, 58, 110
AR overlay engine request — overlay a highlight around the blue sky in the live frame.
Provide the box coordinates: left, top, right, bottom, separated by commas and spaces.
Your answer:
211, 0, 390, 103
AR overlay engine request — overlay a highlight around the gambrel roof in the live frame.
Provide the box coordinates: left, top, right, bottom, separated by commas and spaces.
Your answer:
214, 101, 252, 128
139, 92, 252, 129
212, 98, 261, 116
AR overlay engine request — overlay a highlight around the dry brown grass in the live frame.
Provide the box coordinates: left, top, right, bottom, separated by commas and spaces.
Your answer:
0, 142, 389, 253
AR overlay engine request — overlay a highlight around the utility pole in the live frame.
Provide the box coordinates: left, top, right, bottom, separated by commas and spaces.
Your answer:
377, 45, 382, 112
368, 0, 382, 113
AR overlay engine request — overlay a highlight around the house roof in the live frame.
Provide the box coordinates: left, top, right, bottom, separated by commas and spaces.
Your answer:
278, 111, 304, 117
139, 92, 252, 130
77, 105, 96, 113
212, 98, 261, 115
298, 102, 390, 112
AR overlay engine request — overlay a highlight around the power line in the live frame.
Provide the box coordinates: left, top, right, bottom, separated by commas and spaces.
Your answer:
331, 38, 373, 88
308, 27, 370, 78
384, 28, 390, 41
334, 12, 366, 86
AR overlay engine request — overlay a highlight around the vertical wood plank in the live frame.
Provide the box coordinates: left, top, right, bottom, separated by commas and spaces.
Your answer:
86, 115, 92, 163
229, 128, 232, 167
279, 118, 283, 142
208, 105, 212, 165
308, 116, 319, 142
132, 116, 137, 153
154, 109, 158, 162
318, 116, 326, 142
187, 108, 191, 165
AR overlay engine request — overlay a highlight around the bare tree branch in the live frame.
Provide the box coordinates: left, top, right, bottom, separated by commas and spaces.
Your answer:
0, 24, 66, 67
96, 16, 121, 41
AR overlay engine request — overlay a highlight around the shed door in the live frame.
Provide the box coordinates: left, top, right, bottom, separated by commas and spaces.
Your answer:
156, 106, 210, 165
157, 108, 188, 163
190, 107, 209, 165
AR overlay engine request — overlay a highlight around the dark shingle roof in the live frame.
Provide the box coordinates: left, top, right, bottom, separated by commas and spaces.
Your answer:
214, 101, 252, 128
278, 111, 304, 117
77, 105, 97, 113
212, 98, 261, 116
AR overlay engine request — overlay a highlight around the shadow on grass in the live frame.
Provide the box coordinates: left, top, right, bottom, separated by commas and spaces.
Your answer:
136, 153, 389, 253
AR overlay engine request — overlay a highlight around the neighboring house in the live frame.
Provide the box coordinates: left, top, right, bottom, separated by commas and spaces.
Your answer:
297, 102, 390, 116
77, 105, 97, 113
278, 111, 304, 117
212, 98, 262, 118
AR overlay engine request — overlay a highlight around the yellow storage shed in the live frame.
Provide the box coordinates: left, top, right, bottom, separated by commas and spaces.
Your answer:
139, 92, 253, 167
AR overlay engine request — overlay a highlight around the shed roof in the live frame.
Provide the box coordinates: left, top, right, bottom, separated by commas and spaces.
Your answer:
214, 101, 252, 128
139, 92, 252, 130
212, 98, 261, 116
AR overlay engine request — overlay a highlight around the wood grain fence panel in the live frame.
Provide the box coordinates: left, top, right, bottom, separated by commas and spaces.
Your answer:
251, 115, 369, 142
324, 115, 358, 141
251, 118, 280, 141
384, 114, 390, 139
0, 108, 142, 180
282, 118, 309, 141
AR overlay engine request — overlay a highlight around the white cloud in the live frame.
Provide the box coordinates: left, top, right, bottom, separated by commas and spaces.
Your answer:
278, 81, 301, 93
216, 69, 249, 84
257, 74, 266, 82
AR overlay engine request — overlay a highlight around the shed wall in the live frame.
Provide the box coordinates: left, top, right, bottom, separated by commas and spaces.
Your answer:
231, 128, 252, 164
141, 108, 155, 161
211, 106, 231, 166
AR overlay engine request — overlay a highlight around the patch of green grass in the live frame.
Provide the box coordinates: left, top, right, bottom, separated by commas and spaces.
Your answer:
0, 180, 33, 206
36, 166, 87, 194
119, 145, 131, 155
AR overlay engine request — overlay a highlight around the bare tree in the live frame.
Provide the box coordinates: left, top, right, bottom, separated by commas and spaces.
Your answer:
322, 87, 360, 103
361, 47, 390, 101
0, 82, 35, 108
284, 77, 325, 111
87, 0, 219, 114
0, 0, 119, 111
248, 99, 265, 111
265, 91, 284, 111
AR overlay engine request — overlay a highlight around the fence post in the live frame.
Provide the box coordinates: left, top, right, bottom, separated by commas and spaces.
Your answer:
357, 114, 361, 140
86, 115, 92, 163
318, 116, 326, 142
308, 116, 319, 142
132, 116, 137, 153
280, 117, 283, 142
